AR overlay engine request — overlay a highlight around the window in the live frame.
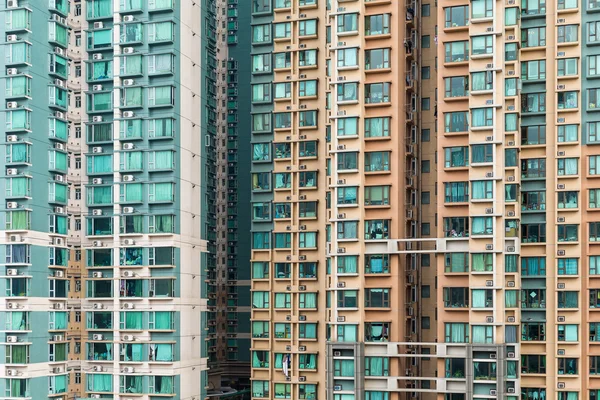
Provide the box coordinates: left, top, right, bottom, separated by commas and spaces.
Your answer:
252, 24, 271, 44
422, 35, 431, 48
444, 182, 469, 203
444, 41, 469, 63
298, 80, 317, 97
252, 54, 271, 74
338, 256, 358, 274
558, 0, 578, 8
299, 19, 317, 36
337, 48, 359, 68
589, 55, 600, 77
274, 113, 291, 129
558, 25, 578, 43
472, 0, 493, 18
445, 76, 469, 98
472, 326, 493, 343
337, 82, 358, 102
337, 221, 358, 240
364, 152, 390, 172
522, 0, 546, 14
521, 190, 546, 211
558, 324, 578, 342
445, 253, 469, 272
274, 233, 291, 248
522, 60, 546, 81
422, 98, 431, 110
365, 117, 390, 137
365, 254, 389, 274
557, 158, 578, 176
589, 21, 600, 43
443, 217, 469, 237
299, 50, 317, 67
444, 111, 468, 132
590, 189, 600, 209
471, 181, 493, 200
558, 125, 578, 143
337, 117, 358, 136
505, 7, 519, 25
506, 78, 517, 96
252, 83, 271, 103
337, 13, 358, 33
338, 187, 358, 205
522, 355, 546, 374
471, 144, 493, 163
505, 42, 518, 61
472, 217, 492, 235
521, 158, 546, 179
337, 290, 358, 308
365, 83, 390, 104
338, 152, 358, 170
273, 22, 291, 39
422, 67, 431, 79
252, 232, 270, 250
274, 52, 291, 69
471, 35, 493, 55
444, 6, 469, 27
521, 223, 547, 243
365, 14, 390, 35
522, 322, 546, 341
364, 288, 390, 308
591, 155, 600, 175
252, 0, 271, 13
365, 357, 389, 376
558, 191, 578, 209
365, 48, 390, 70
274, 82, 291, 99
558, 291, 578, 308
252, 172, 270, 191
443, 287, 469, 308
365, 220, 389, 239
471, 108, 493, 127
558, 91, 578, 110
522, 27, 546, 47
471, 71, 493, 91
445, 323, 469, 342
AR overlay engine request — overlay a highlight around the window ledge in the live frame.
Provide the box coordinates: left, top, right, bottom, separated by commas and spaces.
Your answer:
365, 33, 392, 40
338, 31, 359, 37
444, 25, 469, 32
365, 67, 392, 74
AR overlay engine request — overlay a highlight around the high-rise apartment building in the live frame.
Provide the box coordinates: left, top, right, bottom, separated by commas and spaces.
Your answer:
1, 0, 212, 398
438, 0, 600, 398
249, 0, 437, 399
208, 0, 252, 394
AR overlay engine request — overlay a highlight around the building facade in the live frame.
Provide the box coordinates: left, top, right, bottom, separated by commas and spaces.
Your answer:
1, 0, 211, 399
437, 0, 600, 398
249, 0, 438, 399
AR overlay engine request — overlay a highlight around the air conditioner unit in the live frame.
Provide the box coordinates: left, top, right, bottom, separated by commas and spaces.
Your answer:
93, 272, 103, 278
6, 202, 18, 209
6, 35, 18, 42
92, 209, 103, 216
299, 315, 306, 321
485, 208, 493, 214
6, 168, 17, 176
54, 47, 65, 56
123, 207, 134, 214
6, 68, 18, 75
486, 63, 494, 69
92, 85, 103, 91
123, 111, 135, 118
7, 335, 18, 343
507, 246, 516, 252
93, 366, 104, 372
508, 388, 516, 393
299, 285, 306, 291
93, 54, 103, 60
123, 335, 134, 341
54, 79, 64, 87
6, 102, 17, 109
558, 316, 566, 322
337, 179, 345, 185
486, 316, 494, 323
123, 79, 135, 86
558, 283, 566, 289
557, 383, 566, 389
54, 270, 64, 278
334, 385, 342, 391
485, 172, 493, 178
285, 315, 291, 321
507, 141, 515, 146
54, 143, 65, 151
557, 151, 566, 157
558, 250, 566, 256
54, 207, 65, 214
337, 213, 346, 219
123, 143, 135, 150
337, 282, 345, 288
507, 211, 515, 217
299, 255, 307, 261
6, 135, 18, 142
123, 239, 135, 245
123, 47, 135, 54
6, 369, 18, 376
92, 178, 103, 185
507, 316, 516, 323
337, 248, 346, 254
507, 281, 515, 287
52, 367, 62, 374
93, 303, 104, 309
54, 175, 63, 182
507, 70, 515, 76
299, 346, 306, 351
93, 22, 104, 29
558, 349, 566, 355
54, 111, 65, 119
53, 303, 64, 310
123, 271, 135, 278
333, 351, 342, 357
558, 216, 565, 223
486, 280, 494, 287
485, 244, 493, 250
92, 147, 103, 153
507, 176, 515, 182
91, 394, 101, 399
7, 0, 18, 8
122, 366, 135, 373
123, 15, 135, 22
122, 303, 135, 309
53, 335, 63, 341
123, 175, 135, 182
486, 26, 494, 32
9, 234, 22, 242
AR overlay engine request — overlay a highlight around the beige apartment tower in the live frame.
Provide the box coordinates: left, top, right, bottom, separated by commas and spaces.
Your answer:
250, 0, 438, 399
